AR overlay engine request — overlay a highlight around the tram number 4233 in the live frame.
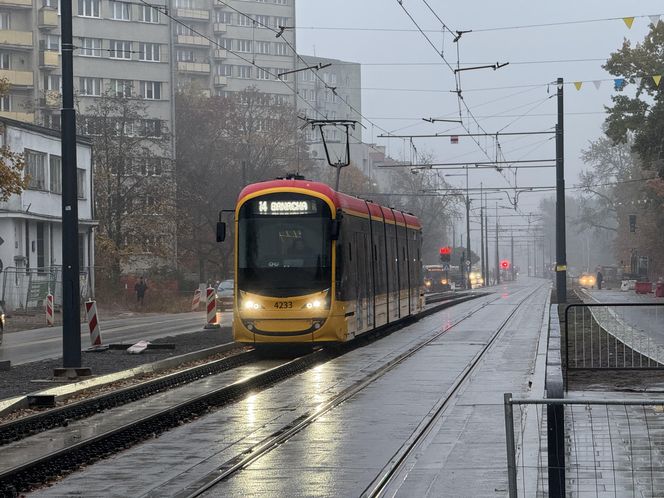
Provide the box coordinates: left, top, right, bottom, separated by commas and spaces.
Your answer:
274, 301, 293, 309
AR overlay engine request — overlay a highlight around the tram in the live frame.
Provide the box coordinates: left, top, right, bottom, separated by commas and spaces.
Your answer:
217, 177, 424, 345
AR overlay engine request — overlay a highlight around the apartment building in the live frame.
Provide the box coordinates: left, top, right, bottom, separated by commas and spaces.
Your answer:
173, 0, 297, 103
0, 0, 173, 134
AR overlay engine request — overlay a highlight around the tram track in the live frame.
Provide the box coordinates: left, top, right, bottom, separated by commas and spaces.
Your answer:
0, 292, 484, 496
362, 283, 547, 497
163, 288, 535, 498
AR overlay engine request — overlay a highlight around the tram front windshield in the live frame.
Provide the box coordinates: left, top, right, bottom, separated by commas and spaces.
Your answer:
238, 194, 332, 297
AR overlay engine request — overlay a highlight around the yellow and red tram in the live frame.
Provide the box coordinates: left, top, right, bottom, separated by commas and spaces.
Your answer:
224, 177, 424, 345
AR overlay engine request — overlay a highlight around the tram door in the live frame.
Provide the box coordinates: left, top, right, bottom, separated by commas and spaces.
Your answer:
363, 233, 373, 328
353, 232, 372, 332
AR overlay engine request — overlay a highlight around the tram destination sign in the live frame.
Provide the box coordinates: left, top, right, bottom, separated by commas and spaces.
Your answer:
253, 199, 318, 215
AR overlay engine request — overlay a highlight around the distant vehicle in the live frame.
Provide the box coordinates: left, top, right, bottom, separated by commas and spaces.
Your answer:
0, 304, 5, 344
423, 265, 451, 292
578, 273, 596, 288
216, 279, 234, 310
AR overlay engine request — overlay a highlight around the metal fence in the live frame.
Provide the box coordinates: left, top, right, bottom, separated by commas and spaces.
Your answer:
0, 266, 92, 312
565, 303, 664, 370
504, 394, 664, 497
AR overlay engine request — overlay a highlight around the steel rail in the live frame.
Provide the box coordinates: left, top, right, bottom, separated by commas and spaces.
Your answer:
362, 283, 547, 497
0, 347, 253, 446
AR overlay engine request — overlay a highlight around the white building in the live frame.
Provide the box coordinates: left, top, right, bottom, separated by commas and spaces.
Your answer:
0, 117, 94, 311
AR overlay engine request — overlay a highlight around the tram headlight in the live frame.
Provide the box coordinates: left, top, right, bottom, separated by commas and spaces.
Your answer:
425, 280, 432, 287
243, 300, 261, 310
306, 300, 322, 309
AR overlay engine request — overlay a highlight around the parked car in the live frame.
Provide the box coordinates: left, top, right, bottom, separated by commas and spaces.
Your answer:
216, 279, 234, 310
0, 304, 5, 344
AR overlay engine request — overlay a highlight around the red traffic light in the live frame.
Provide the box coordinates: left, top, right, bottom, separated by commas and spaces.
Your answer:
500, 259, 511, 270
440, 246, 452, 255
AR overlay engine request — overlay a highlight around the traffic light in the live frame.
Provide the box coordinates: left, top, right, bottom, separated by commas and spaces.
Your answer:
500, 259, 511, 270
439, 246, 451, 262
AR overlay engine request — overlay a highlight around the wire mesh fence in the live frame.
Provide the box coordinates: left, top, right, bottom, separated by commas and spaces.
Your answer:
505, 394, 664, 497
565, 304, 664, 370
0, 266, 92, 312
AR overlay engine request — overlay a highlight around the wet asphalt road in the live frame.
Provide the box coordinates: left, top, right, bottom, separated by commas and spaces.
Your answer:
0, 311, 232, 365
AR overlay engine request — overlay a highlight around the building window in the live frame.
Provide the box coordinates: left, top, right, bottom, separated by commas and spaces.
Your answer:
79, 37, 102, 57
109, 40, 131, 59
215, 10, 231, 23
49, 155, 61, 193
139, 81, 161, 100
110, 79, 132, 97
25, 150, 47, 190
44, 73, 61, 91
175, 0, 193, 7
256, 68, 270, 80
0, 95, 10, 111
79, 76, 101, 96
255, 41, 270, 55
139, 43, 160, 62
137, 157, 162, 176
236, 15, 252, 27
273, 16, 289, 28
176, 49, 194, 62
138, 4, 159, 23
216, 37, 232, 50
77, 168, 86, 199
275, 68, 288, 81
215, 64, 232, 76
0, 12, 10, 29
274, 42, 288, 56
237, 65, 251, 79
274, 0, 287, 5
143, 119, 161, 137
175, 23, 194, 36
236, 39, 251, 53
0, 52, 9, 69
255, 14, 269, 27
45, 34, 61, 52
77, 0, 99, 17
110, 1, 130, 20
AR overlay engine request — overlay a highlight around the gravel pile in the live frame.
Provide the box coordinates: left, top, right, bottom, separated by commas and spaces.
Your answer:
0, 327, 232, 399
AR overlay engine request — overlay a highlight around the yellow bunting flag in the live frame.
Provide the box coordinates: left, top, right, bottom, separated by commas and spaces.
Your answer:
623, 17, 635, 29
654, 75, 662, 87
574, 81, 583, 91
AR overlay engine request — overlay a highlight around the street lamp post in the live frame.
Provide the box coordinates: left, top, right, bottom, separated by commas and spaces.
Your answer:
445, 168, 472, 289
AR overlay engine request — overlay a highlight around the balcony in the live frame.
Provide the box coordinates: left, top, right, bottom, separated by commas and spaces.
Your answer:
176, 35, 209, 47
176, 8, 209, 20
177, 61, 210, 74
0, 68, 33, 86
0, 0, 32, 8
212, 22, 226, 33
213, 49, 227, 59
45, 90, 60, 107
39, 50, 59, 68
213, 75, 227, 86
38, 7, 59, 29
0, 110, 34, 122
0, 30, 33, 48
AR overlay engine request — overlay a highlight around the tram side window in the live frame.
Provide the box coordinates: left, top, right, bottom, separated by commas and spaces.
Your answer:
372, 220, 386, 295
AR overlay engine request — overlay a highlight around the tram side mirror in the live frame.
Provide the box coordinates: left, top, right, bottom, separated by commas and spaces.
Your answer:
330, 219, 341, 240
216, 221, 226, 242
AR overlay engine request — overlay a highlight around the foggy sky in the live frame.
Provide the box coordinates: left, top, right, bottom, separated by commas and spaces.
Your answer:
296, 1, 662, 218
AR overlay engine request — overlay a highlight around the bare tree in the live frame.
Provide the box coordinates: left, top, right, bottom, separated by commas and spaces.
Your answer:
81, 92, 174, 280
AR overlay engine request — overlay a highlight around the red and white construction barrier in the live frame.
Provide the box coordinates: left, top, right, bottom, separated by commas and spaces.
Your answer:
191, 289, 202, 311
85, 300, 103, 347
46, 293, 54, 327
204, 286, 220, 329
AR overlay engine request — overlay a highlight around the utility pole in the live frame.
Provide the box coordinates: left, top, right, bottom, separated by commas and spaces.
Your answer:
495, 202, 500, 285
484, 192, 489, 285
555, 76, 567, 302
59, 0, 83, 372
480, 202, 485, 285
465, 166, 472, 289
510, 232, 514, 281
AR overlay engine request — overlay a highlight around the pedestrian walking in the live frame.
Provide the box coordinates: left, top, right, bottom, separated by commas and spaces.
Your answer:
134, 276, 148, 306
596, 270, 603, 290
